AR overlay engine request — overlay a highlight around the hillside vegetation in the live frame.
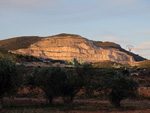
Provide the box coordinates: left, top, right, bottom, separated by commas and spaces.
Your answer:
50, 33, 80, 37
138, 60, 150, 68
93, 41, 121, 49
0, 51, 40, 62
0, 36, 43, 51
0, 36, 43, 62
93, 60, 124, 68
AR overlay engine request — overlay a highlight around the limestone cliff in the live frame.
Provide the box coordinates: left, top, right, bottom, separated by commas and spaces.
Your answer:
10, 34, 136, 64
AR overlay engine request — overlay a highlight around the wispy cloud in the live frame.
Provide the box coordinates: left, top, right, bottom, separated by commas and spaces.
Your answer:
103, 36, 128, 44
0, 0, 61, 9
96, 0, 140, 8
135, 42, 150, 51
136, 30, 150, 36
107, 0, 139, 5
133, 42, 150, 59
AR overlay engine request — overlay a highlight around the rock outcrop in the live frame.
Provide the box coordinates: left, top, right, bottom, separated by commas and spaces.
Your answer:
10, 34, 135, 64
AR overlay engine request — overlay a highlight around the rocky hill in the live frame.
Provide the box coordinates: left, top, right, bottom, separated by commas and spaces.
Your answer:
0, 36, 43, 52
2, 33, 145, 64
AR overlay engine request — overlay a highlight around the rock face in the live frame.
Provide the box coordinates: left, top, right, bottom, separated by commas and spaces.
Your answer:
11, 35, 135, 63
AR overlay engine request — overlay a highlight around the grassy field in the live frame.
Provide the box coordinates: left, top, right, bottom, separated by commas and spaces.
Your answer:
2, 97, 150, 113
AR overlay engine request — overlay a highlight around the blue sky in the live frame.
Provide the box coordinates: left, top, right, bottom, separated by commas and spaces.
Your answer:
0, 0, 150, 59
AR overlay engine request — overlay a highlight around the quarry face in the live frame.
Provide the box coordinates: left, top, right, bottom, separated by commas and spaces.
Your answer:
11, 35, 135, 64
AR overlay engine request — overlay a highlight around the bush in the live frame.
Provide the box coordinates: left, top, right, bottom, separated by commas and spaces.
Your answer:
27, 65, 95, 109
138, 60, 150, 68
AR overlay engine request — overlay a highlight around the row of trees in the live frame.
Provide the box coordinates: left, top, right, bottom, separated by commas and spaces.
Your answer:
0, 57, 138, 111
27, 64, 138, 108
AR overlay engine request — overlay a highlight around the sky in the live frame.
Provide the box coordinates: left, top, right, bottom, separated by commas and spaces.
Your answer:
0, 0, 150, 59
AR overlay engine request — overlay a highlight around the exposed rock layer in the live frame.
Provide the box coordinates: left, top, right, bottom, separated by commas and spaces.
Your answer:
11, 35, 135, 64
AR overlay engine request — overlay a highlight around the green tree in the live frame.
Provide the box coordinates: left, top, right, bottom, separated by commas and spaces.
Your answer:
75, 64, 96, 98
61, 69, 82, 109
0, 57, 23, 111
32, 66, 66, 104
60, 65, 95, 109
29, 65, 94, 109
103, 70, 138, 107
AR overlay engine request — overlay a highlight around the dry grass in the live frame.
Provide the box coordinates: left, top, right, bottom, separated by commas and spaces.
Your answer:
2, 98, 150, 113
138, 60, 150, 68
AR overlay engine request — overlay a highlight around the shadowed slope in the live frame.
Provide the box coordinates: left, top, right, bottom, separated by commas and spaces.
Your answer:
0, 36, 43, 52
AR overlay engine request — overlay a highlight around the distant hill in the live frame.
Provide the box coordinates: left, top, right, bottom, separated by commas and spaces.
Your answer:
0, 34, 122, 51
0, 33, 147, 64
0, 36, 43, 52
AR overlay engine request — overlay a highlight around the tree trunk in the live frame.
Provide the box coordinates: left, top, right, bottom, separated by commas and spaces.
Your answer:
113, 99, 121, 108
70, 96, 74, 104
68, 96, 74, 110
0, 98, 3, 111
48, 96, 53, 104
62, 95, 74, 110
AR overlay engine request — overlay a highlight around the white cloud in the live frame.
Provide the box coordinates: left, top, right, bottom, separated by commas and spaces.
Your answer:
103, 36, 128, 44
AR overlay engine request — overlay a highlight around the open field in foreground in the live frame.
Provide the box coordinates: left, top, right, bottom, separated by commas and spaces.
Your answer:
2, 98, 150, 113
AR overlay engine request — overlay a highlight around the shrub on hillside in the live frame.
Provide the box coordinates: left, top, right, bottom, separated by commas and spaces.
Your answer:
138, 60, 150, 69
